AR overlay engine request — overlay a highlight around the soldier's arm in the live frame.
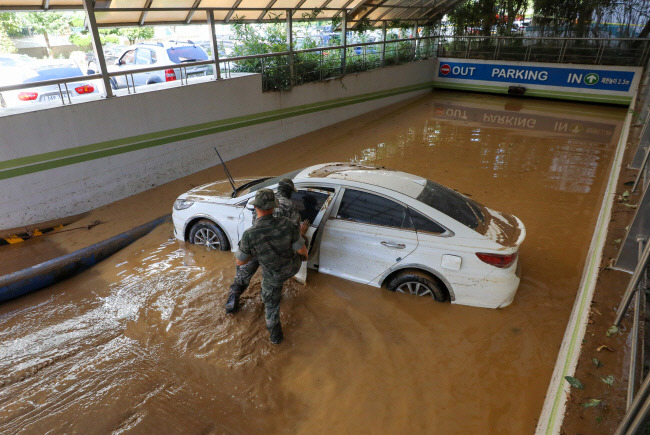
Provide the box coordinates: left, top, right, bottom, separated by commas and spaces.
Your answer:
291, 225, 308, 261
235, 233, 253, 266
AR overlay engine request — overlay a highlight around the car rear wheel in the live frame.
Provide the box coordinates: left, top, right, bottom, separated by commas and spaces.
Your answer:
188, 219, 229, 251
386, 270, 446, 302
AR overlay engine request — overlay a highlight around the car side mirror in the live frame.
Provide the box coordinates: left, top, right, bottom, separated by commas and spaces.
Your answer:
115, 59, 122, 65
87, 68, 95, 75
246, 203, 255, 211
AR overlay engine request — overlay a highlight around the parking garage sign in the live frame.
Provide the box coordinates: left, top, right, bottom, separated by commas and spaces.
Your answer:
434, 58, 641, 104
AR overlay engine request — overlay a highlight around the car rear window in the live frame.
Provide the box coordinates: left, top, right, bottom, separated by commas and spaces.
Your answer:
416, 180, 485, 230
166, 46, 209, 63
23, 65, 83, 82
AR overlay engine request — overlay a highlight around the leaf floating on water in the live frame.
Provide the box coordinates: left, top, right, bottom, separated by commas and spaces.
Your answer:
606, 325, 619, 337
582, 399, 602, 408
614, 239, 622, 244
592, 357, 602, 368
597, 345, 614, 352
622, 203, 638, 208
565, 376, 584, 389
622, 190, 630, 198
601, 375, 615, 386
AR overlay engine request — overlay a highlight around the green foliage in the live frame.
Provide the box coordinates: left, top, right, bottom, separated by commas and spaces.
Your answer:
69, 33, 120, 50
20, 11, 70, 36
533, 0, 613, 37
117, 27, 154, 44
0, 12, 23, 36
0, 27, 16, 54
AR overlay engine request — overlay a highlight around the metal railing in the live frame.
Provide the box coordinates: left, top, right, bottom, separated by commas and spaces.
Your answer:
1, 35, 647, 110
437, 36, 650, 67
614, 65, 650, 434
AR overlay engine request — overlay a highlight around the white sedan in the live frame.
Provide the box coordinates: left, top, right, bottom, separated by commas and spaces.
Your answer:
172, 163, 526, 309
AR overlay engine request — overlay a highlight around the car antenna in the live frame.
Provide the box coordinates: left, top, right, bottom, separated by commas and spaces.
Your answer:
213, 146, 237, 197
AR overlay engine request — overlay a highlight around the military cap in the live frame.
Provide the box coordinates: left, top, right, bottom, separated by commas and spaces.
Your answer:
250, 189, 278, 210
278, 178, 297, 192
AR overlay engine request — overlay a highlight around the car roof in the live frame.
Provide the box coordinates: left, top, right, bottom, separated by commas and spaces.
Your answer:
294, 162, 427, 198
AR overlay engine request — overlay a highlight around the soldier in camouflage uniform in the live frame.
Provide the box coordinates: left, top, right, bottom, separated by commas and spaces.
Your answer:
233, 189, 308, 344
225, 178, 306, 315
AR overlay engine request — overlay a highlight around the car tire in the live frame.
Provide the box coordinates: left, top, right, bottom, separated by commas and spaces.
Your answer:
188, 219, 230, 251
386, 270, 446, 302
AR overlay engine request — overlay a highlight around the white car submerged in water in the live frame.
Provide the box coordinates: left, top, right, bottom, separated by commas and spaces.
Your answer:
172, 163, 526, 309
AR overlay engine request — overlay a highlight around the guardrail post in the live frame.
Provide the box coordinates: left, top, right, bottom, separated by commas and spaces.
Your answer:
596, 40, 604, 65
82, 0, 114, 98
558, 39, 567, 63
381, 21, 387, 66
286, 9, 294, 86
207, 10, 222, 80
412, 20, 418, 60
615, 240, 650, 327
341, 13, 347, 74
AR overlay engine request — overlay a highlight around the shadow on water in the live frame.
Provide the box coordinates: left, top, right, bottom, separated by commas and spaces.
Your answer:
0, 90, 627, 433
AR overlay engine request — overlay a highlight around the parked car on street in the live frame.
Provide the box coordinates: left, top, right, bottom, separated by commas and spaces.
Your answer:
0, 60, 97, 108
171, 162, 526, 309
0, 54, 35, 67
106, 41, 210, 89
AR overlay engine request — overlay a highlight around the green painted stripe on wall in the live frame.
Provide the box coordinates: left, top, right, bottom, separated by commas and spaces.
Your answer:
432, 82, 632, 105
0, 81, 434, 180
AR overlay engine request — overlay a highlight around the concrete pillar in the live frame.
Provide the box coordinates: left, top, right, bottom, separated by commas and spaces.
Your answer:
341, 13, 347, 74
381, 21, 387, 66
82, 0, 114, 98
208, 11, 222, 80
287, 9, 294, 86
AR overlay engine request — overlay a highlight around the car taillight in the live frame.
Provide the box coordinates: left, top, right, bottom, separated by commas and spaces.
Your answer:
476, 251, 518, 268
18, 92, 38, 101
165, 69, 177, 81
75, 85, 95, 94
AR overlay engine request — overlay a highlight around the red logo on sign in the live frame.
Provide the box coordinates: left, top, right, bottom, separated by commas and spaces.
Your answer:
440, 64, 451, 75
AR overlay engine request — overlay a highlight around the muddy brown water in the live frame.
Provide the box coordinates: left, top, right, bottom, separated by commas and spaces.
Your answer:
0, 91, 627, 433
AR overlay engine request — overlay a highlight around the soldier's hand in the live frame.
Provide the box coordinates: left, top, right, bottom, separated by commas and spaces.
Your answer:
299, 220, 310, 236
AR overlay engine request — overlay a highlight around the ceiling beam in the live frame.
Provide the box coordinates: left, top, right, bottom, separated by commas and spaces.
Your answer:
185, 0, 203, 24
139, 0, 153, 25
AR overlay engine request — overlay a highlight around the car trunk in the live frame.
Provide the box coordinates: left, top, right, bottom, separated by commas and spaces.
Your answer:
478, 208, 525, 248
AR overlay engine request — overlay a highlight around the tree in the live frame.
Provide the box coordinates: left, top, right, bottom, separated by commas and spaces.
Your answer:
0, 27, 16, 54
533, 0, 614, 37
117, 27, 154, 44
20, 11, 72, 58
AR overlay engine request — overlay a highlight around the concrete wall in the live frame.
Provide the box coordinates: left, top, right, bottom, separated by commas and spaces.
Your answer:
0, 60, 436, 230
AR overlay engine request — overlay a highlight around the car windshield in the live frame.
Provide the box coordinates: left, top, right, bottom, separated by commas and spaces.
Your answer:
415, 180, 485, 230
23, 64, 83, 83
238, 168, 303, 197
166, 46, 208, 63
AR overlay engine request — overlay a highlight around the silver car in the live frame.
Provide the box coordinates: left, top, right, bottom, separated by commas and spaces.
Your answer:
0, 60, 97, 108
108, 41, 210, 89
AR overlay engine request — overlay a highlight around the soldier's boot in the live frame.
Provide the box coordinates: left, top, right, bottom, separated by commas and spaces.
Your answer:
225, 288, 241, 314
268, 322, 284, 345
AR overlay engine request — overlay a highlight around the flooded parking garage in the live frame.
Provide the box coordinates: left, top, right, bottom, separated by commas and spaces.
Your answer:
0, 90, 627, 433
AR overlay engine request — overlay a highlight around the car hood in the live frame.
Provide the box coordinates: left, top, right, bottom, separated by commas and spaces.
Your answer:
181, 178, 258, 202
478, 208, 526, 249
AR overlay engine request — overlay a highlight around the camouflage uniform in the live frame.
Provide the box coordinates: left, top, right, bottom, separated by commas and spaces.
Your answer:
229, 180, 301, 298
236, 213, 303, 328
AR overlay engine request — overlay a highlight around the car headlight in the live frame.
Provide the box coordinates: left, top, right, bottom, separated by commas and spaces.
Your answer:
173, 199, 194, 210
